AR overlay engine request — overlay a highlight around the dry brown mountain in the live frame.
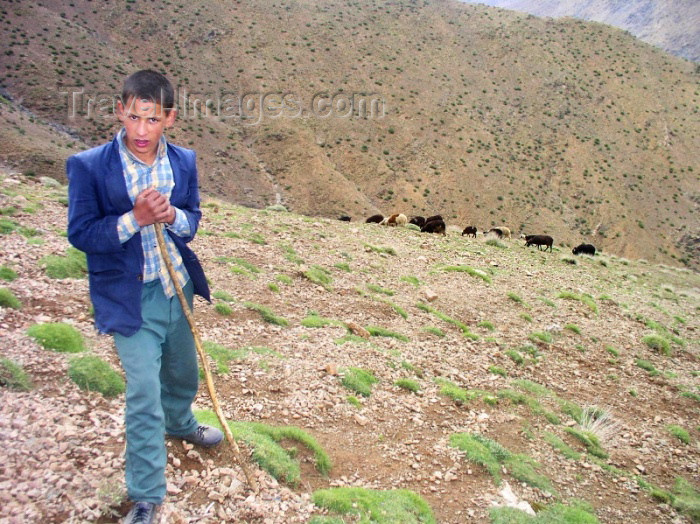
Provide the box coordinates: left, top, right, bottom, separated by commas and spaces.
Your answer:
0, 0, 698, 268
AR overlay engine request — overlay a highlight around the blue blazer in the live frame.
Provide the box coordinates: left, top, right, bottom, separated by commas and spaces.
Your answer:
67, 137, 210, 336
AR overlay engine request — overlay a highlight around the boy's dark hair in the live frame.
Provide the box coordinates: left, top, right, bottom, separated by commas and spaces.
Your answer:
121, 70, 175, 113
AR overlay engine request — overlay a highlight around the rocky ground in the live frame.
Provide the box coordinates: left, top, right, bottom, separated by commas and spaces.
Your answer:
0, 170, 698, 523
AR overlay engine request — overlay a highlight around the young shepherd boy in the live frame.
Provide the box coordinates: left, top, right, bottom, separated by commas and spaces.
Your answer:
67, 70, 222, 524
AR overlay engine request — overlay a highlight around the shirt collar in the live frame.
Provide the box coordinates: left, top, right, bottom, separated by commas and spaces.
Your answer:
116, 128, 167, 167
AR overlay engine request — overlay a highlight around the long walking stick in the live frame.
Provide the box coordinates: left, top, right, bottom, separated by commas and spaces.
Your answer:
155, 224, 259, 493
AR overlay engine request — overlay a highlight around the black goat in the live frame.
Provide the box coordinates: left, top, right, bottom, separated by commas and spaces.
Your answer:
525, 234, 554, 252
572, 243, 596, 256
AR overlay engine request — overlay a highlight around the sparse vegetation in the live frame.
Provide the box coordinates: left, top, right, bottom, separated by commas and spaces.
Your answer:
394, 378, 420, 393
303, 265, 333, 290
27, 322, 85, 353
0, 287, 21, 309
0, 357, 32, 391
0, 265, 18, 281
450, 433, 553, 493
196, 411, 331, 484
416, 302, 478, 339
666, 425, 690, 444
341, 367, 378, 397
366, 325, 409, 342
214, 302, 233, 316
301, 312, 343, 328
39, 247, 87, 279
642, 334, 671, 355
68, 355, 125, 397
558, 291, 598, 314
312, 487, 435, 524
441, 265, 492, 284
243, 301, 289, 326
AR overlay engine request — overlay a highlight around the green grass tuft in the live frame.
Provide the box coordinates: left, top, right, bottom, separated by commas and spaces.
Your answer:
485, 238, 507, 249
400, 275, 421, 286
564, 324, 581, 335
341, 367, 379, 397
364, 244, 397, 256
367, 283, 395, 296
642, 334, 671, 355
564, 427, 608, 459
528, 331, 553, 344
488, 366, 507, 377
0, 265, 18, 281
203, 342, 280, 375
507, 292, 525, 305
68, 355, 125, 397
505, 349, 525, 365
346, 395, 362, 408
196, 411, 332, 483
557, 291, 598, 314
214, 302, 233, 316
0, 357, 32, 391
490, 500, 599, 523
441, 265, 492, 284
395, 378, 420, 393
243, 301, 289, 326
27, 322, 85, 353
366, 325, 410, 342
416, 302, 478, 339
312, 487, 436, 524
543, 432, 582, 461
635, 359, 659, 376
0, 287, 21, 309
212, 290, 236, 302
478, 320, 495, 331
666, 425, 690, 444
450, 433, 553, 493
423, 326, 445, 337
301, 312, 343, 328
303, 265, 333, 290
39, 247, 87, 279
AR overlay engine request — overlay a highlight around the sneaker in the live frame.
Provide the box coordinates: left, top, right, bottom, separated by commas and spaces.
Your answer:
123, 501, 156, 524
176, 424, 224, 448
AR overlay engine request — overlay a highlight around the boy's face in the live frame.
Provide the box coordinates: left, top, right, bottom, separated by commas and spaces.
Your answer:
117, 96, 176, 164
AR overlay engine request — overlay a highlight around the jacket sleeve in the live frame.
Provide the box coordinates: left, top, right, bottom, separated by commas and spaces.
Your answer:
66, 154, 126, 255
169, 149, 202, 244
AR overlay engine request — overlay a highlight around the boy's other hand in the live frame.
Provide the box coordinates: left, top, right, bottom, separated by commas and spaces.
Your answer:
133, 188, 175, 226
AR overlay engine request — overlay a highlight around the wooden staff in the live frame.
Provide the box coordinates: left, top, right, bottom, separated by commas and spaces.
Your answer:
155, 223, 258, 493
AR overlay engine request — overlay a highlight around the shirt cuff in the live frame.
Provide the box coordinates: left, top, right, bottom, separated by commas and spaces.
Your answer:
117, 211, 141, 243
165, 207, 191, 237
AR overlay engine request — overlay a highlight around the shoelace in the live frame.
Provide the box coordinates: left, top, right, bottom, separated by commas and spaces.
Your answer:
132, 503, 153, 523
195, 425, 207, 440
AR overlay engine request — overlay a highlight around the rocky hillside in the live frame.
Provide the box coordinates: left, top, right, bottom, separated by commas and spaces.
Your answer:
0, 0, 698, 269
1, 170, 698, 523
460, 0, 700, 63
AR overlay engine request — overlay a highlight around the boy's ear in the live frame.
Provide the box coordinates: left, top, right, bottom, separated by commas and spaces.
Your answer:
116, 99, 126, 122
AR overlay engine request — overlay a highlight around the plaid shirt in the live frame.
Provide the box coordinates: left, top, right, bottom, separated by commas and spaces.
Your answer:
115, 129, 190, 297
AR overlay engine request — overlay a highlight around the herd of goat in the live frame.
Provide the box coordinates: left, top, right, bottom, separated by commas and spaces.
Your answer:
337, 213, 596, 256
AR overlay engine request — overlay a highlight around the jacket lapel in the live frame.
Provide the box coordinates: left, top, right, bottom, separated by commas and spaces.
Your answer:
103, 136, 134, 213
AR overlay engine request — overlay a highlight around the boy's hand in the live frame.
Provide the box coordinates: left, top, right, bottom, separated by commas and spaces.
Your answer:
133, 188, 176, 226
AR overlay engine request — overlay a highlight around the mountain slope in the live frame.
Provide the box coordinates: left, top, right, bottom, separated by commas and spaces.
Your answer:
461, 0, 700, 62
1, 170, 699, 522
0, 0, 698, 268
